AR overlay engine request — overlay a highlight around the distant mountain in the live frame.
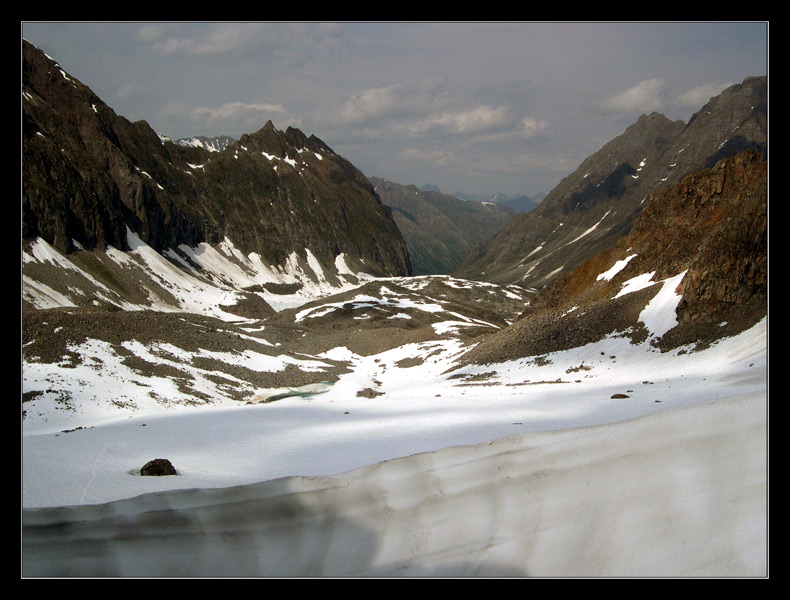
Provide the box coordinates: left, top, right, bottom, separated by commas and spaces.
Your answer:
454, 75, 767, 290
22, 39, 411, 316
488, 193, 539, 214
371, 177, 514, 275
175, 135, 236, 153
452, 190, 540, 214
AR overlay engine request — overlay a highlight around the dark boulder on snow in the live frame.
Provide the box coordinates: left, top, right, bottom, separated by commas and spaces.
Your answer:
140, 458, 177, 476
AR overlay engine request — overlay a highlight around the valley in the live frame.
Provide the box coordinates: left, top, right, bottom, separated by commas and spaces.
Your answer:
21, 37, 767, 578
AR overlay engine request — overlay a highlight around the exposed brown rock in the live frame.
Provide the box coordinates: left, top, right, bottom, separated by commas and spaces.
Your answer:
457, 150, 767, 366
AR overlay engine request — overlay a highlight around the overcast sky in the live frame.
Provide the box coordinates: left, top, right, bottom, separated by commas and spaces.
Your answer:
21, 21, 768, 197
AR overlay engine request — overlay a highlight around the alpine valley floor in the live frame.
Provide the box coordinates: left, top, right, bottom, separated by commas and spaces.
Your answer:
21, 275, 767, 576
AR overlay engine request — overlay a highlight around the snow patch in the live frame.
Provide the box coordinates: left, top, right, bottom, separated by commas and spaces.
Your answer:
597, 253, 637, 281
638, 271, 686, 339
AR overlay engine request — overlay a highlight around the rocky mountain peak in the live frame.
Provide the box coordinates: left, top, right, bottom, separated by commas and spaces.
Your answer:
454, 75, 766, 291
22, 40, 412, 287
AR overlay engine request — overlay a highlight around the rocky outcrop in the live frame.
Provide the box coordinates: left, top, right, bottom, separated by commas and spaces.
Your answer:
627, 149, 767, 349
22, 40, 412, 279
455, 76, 767, 290
22, 40, 209, 255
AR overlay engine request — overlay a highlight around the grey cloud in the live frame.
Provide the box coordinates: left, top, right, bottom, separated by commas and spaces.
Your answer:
673, 82, 736, 109
599, 79, 668, 115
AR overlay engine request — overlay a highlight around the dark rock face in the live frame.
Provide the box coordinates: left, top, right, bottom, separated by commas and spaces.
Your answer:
22, 40, 412, 278
140, 458, 177, 476
454, 76, 767, 290
22, 41, 208, 255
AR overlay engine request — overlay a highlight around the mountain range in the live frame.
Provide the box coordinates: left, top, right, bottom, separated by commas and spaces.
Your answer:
450, 189, 541, 213
174, 135, 235, 153
21, 35, 768, 403
458, 148, 766, 368
23, 38, 411, 309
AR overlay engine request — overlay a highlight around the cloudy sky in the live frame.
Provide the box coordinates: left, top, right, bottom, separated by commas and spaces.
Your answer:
21, 22, 767, 198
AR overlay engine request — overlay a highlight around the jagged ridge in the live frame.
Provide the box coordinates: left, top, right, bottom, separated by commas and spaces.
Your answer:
22, 40, 412, 285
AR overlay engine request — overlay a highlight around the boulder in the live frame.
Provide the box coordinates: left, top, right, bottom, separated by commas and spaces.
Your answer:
140, 458, 177, 476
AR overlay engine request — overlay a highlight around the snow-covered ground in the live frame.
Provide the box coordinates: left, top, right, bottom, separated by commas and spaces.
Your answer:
22, 234, 768, 577
22, 313, 767, 576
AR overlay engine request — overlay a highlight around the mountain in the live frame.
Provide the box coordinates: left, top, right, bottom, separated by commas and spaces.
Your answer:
371, 177, 514, 275
22, 151, 768, 577
487, 193, 539, 214
21, 37, 529, 405
21, 40, 766, 575
454, 75, 767, 290
22, 39, 411, 312
458, 149, 767, 367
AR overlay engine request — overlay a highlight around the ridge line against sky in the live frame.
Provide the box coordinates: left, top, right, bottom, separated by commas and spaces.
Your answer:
21, 21, 768, 197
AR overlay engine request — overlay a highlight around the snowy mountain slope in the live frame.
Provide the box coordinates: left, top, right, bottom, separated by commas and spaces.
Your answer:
22, 40, 411, 281
22, 254, 766, 508
22, 303, 766, 575
22, 154, 767, 574
22, 225, 534, 435
459, 150, 767, 368
22, 146, 767, 576
21, 196, 768, 579
23, 228, 382, 318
